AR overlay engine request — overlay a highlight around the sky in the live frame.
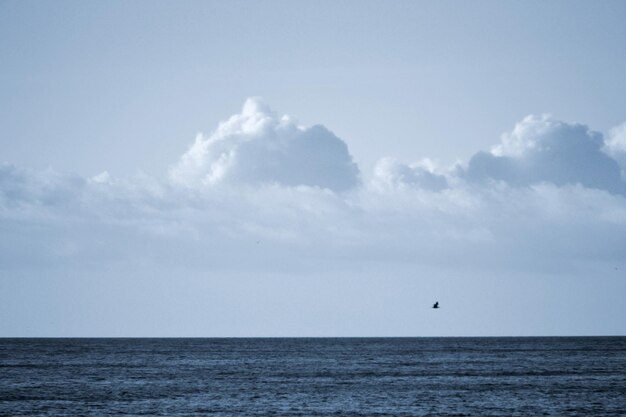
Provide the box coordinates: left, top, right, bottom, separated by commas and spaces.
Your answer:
1, 0, 626, 336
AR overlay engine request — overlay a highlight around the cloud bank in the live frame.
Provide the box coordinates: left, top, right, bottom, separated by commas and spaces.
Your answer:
2, 99, 626, 275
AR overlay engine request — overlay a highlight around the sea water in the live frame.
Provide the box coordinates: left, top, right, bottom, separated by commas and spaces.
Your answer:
1, 337, 625, 416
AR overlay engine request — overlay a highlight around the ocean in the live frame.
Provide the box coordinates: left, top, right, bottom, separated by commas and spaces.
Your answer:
1, 337, 625, 416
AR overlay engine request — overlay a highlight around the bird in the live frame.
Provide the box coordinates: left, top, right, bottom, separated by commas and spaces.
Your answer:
432, 301, 439, 309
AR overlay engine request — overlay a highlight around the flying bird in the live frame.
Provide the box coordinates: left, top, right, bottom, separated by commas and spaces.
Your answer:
432, 301, 439, 309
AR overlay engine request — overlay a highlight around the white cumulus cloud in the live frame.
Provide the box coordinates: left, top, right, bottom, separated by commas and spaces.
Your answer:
462, 114, 626, 195
169, 97, 360, 192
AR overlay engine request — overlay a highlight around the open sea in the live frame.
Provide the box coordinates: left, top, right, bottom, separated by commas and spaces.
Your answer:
1, 337, 625, 416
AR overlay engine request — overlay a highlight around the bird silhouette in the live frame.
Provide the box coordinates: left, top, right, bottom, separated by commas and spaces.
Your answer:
432, 301, 439, 309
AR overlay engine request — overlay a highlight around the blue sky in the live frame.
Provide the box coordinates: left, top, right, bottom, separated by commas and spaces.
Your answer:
1, 1, 626, 336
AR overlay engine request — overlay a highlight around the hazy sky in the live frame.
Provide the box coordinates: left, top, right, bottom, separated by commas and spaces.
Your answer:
1, 0, 626, 336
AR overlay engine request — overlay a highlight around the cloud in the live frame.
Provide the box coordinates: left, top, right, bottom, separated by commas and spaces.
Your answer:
2, 102, 626, 276
461, 115, 626, 195
0, 163, 85, 208
169, 97, 360, 192
605, 122, 626, 153
371, 157, 448, 191
3, 168, 626, 276
604, 122, 626, 177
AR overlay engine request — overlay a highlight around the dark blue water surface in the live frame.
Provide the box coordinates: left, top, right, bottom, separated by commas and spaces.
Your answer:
1, 337, 625, 416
